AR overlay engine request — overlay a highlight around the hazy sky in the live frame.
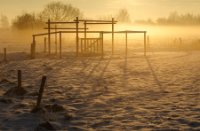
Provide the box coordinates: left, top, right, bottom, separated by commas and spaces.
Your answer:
0, 0, 200, 22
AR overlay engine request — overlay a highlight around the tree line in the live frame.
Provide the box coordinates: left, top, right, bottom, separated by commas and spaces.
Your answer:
136, 12, 200, 25
0, 1, 131, 30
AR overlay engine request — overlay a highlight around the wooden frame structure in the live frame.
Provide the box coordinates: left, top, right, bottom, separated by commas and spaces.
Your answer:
30, 17, 147, 59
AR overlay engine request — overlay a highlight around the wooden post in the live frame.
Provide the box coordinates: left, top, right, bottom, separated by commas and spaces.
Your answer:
125, 31, 128, 56
31, 35, 36, 59
147, 35, 150, 52
36, 76, 47, 108
17, 70, 22, 89
55, 25, 57, 55
59, 32, 62, 59
76, 17, 79, 56
144, 32, 147, 56
3, 48, 7, 61
84, 21, 87, 53
48, 19, 51, 55
112, 18, 114, 55
44, 37, 46, 53
101, 32, 104, 57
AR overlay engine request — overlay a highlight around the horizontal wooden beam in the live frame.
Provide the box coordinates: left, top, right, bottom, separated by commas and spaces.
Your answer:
85, 22, 117, 25
75, 19, 118, 23
44, 28, 88, 30
33, 30, 147, 37
46, 21, 77, 24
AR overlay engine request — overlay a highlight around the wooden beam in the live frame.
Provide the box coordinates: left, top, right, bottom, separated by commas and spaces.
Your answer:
76, 19, 118, 22
46, 21, 76, 24
44, 28, 88, 30
85, 22, 117, 24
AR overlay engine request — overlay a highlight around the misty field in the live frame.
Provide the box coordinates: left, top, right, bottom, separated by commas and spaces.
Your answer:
0, 49, 200, 130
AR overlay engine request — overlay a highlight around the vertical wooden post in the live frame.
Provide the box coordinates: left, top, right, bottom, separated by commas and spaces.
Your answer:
84, 21, 87, 53
76, 17, 79, 56
125, 31, 128, 56
101, 32, 104, 57
59, 32, 62, 59
179, 37, 182, 50
81, 39, 83, 54
144, 32, 147, 56
3, 48, 7, 61
17, 70, 22, 89
48, 19, 51, 55
55, 25, 57, 55
31, 35, 36, 59
36, 76, 47, 108
44, 37, 46, 53
147, 35, 150, 52
112, 18, 114, 55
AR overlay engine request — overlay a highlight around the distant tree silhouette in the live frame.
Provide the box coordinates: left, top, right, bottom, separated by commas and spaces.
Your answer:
12, 12, 43, 30
116, 9, 131, 23
137, 11, 200, 25
0, 14, 9, 29
39, 1, 83, 21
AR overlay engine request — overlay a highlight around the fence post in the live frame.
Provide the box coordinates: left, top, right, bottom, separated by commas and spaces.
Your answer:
144, 32, 147, 56
31, 35, 36, 59
76, 17, 79, 56
3, 48, 7, 61
55, 25, 57, 55
112, 18, 114, 55
48, 19, 51, 55
59, 32, 62, 59
125, 31, 128, 56
17, 70, 22, 89
36, 76, 47, 108
44, 37, 46, 53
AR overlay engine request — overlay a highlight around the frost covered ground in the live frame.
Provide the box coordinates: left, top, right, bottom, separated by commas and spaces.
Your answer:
0, 51, 200, 130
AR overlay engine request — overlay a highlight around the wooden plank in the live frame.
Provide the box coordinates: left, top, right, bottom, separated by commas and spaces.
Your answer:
76, 19, 118, 22
85, 22, 117, 24
46, 21, 76, 24
44, 28, 88, 30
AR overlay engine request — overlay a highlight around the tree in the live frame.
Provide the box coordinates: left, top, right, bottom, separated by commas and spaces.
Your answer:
0, 14, 9, 29
116, 9, 131, 23
39, 1, 83, 22
12, 12, 44, 29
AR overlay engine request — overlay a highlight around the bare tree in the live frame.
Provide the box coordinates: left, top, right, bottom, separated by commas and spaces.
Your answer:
39, 1, 83, 22
0, 14, 9, 29
116, 9, 131, 23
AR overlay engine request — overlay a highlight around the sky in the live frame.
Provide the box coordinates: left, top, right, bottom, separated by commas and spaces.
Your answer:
0, 0, 200, 22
